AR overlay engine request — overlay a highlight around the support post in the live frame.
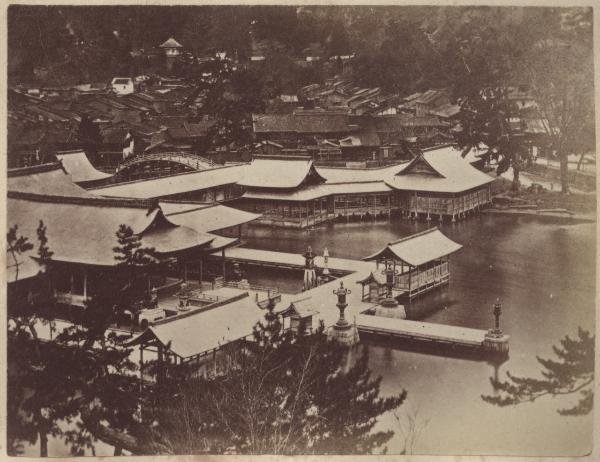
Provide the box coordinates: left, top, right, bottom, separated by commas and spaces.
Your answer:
222, 248, 226, 282
83, 270, 88, 299
199, 258, 203, 285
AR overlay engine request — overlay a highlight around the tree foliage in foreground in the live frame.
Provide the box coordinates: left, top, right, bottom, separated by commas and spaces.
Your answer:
482, 327, 594, 416
7, 224, 158, 456
154, 301, 406, 455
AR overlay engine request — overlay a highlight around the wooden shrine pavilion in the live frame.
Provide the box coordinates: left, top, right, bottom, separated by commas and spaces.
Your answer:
362, 227, 462, 301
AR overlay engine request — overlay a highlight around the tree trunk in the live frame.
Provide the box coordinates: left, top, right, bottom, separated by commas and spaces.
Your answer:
80, 408, 172, 455
558, 148, 570, 194
39, 430, 48, 457
577, 152, 585, 171
511, 166, 521, 192
114, 446, 123, 456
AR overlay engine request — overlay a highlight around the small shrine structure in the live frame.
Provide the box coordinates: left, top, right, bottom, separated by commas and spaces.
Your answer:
362, 227, 462, 301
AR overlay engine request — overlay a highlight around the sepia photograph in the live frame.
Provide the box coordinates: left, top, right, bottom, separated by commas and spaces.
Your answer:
4, 2, 596, 458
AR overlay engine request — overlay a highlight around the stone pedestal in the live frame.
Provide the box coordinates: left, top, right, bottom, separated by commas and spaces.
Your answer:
374, 304, 407, 319
483, 331, 510, 356
328, 323, 360, 346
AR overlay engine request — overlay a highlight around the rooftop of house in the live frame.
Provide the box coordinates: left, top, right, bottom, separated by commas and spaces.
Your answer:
112, 78, 133, 85
159, 37, 183, 48
252, 112, 355, 134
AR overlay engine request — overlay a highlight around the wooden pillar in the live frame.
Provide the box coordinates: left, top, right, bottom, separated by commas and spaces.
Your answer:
222, 248, 226, 281
427, 196, 431, 220
139, 342, 144, 389
83, 270, 88, 299
213, 348, 217, 376
199, 258, 203, 284
346, 197, 349, 222
157, 342, 164, 384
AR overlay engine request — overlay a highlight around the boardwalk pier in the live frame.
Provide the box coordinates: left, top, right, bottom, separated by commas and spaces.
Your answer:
209, 241, 509, 359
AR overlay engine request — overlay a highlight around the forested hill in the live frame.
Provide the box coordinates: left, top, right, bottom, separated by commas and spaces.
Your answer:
7, 5, 592, 97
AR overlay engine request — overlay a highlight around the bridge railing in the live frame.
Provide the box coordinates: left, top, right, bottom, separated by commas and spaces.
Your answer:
118, 152, 214, 172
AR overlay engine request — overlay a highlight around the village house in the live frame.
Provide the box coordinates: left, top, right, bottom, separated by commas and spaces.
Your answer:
111, 77, 135, 96
159, 37, 184, 58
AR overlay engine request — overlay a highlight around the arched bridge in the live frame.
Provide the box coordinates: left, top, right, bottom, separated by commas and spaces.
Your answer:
116, 152, 215, 178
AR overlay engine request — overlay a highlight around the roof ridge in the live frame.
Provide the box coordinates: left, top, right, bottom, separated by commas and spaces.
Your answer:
387, 227, 438, 246
7, 162, 64, 177
88, 163, 247, 190
55, 149, 86, 155
164, 205, 216, 217
422, 143, 457, 152
8, 190, 157, 209
254, 154, 312, 161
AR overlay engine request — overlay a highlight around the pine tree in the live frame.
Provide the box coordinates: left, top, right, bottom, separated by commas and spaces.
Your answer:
482, 327, 594, 416
7, 224, 159, 456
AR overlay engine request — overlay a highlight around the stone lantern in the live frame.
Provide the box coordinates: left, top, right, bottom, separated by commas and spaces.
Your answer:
328, 281, 360, 346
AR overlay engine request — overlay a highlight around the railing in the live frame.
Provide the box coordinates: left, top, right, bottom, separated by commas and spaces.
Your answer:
54, 291, 90, 307
225, 281, 280, 295
118, 152, 214, 172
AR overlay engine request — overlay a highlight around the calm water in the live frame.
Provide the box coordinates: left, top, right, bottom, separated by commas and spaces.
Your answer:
242, 215, 596, 456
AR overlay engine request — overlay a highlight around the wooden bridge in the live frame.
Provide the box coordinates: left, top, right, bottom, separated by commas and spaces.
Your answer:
117, 152, 215, 174
211, 246, 370, 276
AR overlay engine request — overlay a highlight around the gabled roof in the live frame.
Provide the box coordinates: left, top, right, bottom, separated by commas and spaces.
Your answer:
282, 297, 319, 318
395, 154, 446, 178
238, 155, 326, 189
159, 37, 183, 48
128, 292, 265, 358
363, 228, 462, 267
356, 271, 387, 286
8, 163, 93, 198
430, 103, 461, 118
384, 146, 495, 193
7, 192, 214, 267
415, 89, 449, 105
160, 201, 261, 233
56, 150, 113, 183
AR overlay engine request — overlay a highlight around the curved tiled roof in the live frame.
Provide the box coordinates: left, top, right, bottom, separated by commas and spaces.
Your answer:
8, 163, 94, 198
384, 146, 494, 193
363, 227, 462, 267
238, 155, 326, 189
56, 150, 113, 183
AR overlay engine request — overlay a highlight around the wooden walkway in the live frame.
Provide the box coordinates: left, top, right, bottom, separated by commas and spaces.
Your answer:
356, 314, 487, 348
212, 247, 373, 275
196, 246, 507, 357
